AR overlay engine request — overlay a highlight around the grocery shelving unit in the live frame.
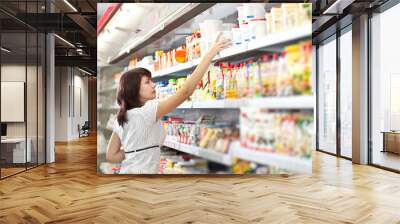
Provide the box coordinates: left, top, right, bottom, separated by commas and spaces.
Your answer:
153, 24, 310, 78
177, 95, 314, 109
164, 136, 233, 166
230, 142, 311, 172
164, 136, 311, 172
98, 3, 313, 174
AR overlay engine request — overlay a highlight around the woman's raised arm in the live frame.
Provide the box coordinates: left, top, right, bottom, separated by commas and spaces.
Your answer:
156, 33, 231, 120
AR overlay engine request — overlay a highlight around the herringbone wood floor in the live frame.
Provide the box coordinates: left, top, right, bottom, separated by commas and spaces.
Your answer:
1, 134, 400, 224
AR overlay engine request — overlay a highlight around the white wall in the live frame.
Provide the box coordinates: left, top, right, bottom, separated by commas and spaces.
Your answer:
54, 67, 89, 141
55, 67, 69, 141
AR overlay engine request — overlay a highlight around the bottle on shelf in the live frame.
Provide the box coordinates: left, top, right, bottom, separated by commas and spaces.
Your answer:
259, 54, 276, 97
215, 63, 224, 100
247, 60, 262, 97
237, 63, 248, 98
277, 51, 290, 96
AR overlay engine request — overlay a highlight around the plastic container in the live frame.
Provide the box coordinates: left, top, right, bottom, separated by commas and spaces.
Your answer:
240, 22, 251, 43
270, 7, 283, 33
222, 23, 235, 31
277, 52, 289, 96
199, 22, 208, 41
243, 4, 254, 22
237, 63, 248, 98
282, 4, 299, 29
250, 3, 266, 19
232, 25, 242, 45
259, 55, 270, 96
204, 19, 223, 41
265, 12, 272, 34
237, 6, 245, 24
249, 19, 267, 40
298, 3, 312, 24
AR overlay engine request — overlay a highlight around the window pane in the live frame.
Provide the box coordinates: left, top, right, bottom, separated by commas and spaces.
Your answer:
318, 37, 337, 154
340, 28, 352, 158
1, 30, 27, 177
371, 3, 400, 171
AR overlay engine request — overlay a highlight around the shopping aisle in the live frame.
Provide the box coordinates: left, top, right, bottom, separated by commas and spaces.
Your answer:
98, 3, 313, 174
1, 134, 400, 223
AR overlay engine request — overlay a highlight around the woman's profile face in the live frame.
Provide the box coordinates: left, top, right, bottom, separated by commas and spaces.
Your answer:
139, 76, 156, 103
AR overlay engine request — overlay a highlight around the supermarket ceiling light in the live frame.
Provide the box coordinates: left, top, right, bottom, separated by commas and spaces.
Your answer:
63, 0, 78, 12
54, 34, 75, 48
1, 47, 11, 53
323, 0, 355, 15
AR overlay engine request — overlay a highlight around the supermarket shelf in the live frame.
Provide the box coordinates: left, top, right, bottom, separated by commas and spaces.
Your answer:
246, 25, 311, 52
109, 3, 215, 64
230, 142, 311, 173
176, 95, 314, 109
163, 136, 232, 166
177, 101, 193, 109
152, 25, 311, 79
240, 95, 314, 109
164, 136, 311, 172
153, 59, 200, 78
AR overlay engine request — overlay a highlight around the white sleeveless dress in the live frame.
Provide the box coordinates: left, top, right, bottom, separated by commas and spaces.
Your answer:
113, 99, 166, 174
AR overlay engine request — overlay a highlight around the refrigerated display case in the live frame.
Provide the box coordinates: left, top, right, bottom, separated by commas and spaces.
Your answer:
97, 3, 313, 174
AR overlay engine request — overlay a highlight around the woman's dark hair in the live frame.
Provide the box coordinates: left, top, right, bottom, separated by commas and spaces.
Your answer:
116, 67, 152, 126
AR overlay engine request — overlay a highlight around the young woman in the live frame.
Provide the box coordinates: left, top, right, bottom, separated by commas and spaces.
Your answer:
106, 33, 231, 174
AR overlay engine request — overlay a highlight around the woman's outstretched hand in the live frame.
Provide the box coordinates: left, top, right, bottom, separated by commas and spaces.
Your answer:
209, 32, 232, 56
155, 31, 232, 121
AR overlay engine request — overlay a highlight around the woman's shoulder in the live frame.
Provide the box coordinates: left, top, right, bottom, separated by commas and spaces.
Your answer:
126, 100, 158, 115
126, 99, 159, 124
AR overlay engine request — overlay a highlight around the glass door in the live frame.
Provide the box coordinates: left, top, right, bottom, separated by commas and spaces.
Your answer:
317, 35, 337, 154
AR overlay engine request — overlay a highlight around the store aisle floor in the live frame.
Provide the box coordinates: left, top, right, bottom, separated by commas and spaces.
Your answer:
0, 134, 399, 223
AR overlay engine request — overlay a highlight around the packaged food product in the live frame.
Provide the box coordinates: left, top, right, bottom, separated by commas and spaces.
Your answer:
237, 6, 245, 24
240, 109, 313, 158
247, 60, 262, 97
265, 13, 272, 34
237, 63, 248, 98
243, 4, 254, 22
209, 65, 217, 100
285, 44, 302, 95
270, 7, 283, 33
259, 54, 276, 96
281, 3, 299, 29
194, 31, 202, 58
298, 3, 312, 24
288, 42, 312, 95
249, 19, 267, 40
232, 25, 242, 45
230, 65, 238, 99
239, 22, 251, 43
175, 49, 187, 63
215, 64, 224, 100
222, 64, 231, 99
277, 51, 290, 96
251, 3, 266, 19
